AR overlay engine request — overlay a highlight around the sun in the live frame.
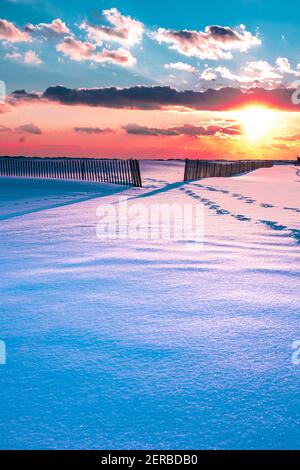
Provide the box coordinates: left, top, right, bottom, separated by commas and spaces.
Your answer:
235, 106, 277, 142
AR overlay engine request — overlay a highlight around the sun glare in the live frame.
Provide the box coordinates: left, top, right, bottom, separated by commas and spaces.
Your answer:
236, 106, 277, 142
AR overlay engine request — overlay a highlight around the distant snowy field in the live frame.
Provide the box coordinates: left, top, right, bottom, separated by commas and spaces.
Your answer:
0, 162, 299, 450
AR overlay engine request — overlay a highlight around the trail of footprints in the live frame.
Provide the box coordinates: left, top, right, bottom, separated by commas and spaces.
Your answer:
180, 186, 300, 244
181, 187, 252, 221
192, 183, 300, 214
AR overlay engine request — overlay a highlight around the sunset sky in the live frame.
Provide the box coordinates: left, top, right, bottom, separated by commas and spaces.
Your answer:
0, 0, 300, 159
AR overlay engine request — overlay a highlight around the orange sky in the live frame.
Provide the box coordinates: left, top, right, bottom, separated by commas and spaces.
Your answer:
0, 102, 299, 159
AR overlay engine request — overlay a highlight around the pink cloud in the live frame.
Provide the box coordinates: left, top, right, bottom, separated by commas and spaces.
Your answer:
74, 127, 112, 134
123, 122, 241, 137
80, 7, 144, 48
24, 50, 43, 65
56, 37, 136, 66
0, 122, 42, 134
0, 18, 31, 43
5, 49, 42, 65
153, 24, 261, 60
56, 37, 97, 61
5, 51, 22, 60
16, 123, 42, 134
25, 18, 71, 38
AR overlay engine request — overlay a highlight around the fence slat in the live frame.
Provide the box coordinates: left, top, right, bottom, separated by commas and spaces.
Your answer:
183, 159, 273, 181
0, 157, 142, 187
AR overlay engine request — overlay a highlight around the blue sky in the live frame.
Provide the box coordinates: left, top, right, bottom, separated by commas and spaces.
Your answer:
1, 0, 300, 92
3, 0, 300, 27
1, 0, 300, 159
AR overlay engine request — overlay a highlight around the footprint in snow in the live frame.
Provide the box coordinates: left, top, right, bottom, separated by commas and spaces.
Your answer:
290, 229, 300, 243
259, 221, 300, 244
259, 220, 287, 231
233, 214, 252, 222
216, 209, 230, 215
283, 207, 300, 213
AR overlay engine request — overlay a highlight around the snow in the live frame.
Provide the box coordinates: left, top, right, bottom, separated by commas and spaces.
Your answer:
0, 163, 299, 450
0, 177, 124, 220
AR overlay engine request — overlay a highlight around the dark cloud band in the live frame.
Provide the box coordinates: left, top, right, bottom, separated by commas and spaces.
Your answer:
8, 85, 300, 112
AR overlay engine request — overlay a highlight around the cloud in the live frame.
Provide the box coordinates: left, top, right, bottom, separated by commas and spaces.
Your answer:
273, 133, 300, 142
43, 85, 240, 109
74, 127, 111, 134
213, 66, 253, 83
200, 61, 283, 88
80, 8, 144, 48
201, 68, 217, 80
56, 37, 136, 66
276, 57, 297, 75
7, 84, 300, 112
5, 51, 22, 60
16, 123, 42, 134
5, 49, 43, 65
95, 48, 136, 66
124, 123, 179, 136
56, 8, 141, 67
41, 84, 300, 111
56, 37, 97, 61
123, 122, 241, 137
243, 61, 282, 80
25, 18, 71, 38
0, 18, 31, 42
11, 89, 41, 102
263, 142, 293, 150
152, 24, 261, 60
164, 62, 197, 73
24, 50, 43, 65
0, 122, 42, 134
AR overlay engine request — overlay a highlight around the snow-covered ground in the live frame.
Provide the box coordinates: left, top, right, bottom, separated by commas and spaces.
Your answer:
0, 163, 299, 450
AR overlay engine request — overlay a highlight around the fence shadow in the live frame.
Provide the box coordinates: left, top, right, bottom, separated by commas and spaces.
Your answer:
0, 178, 126, 221
132, 181, 187, 200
